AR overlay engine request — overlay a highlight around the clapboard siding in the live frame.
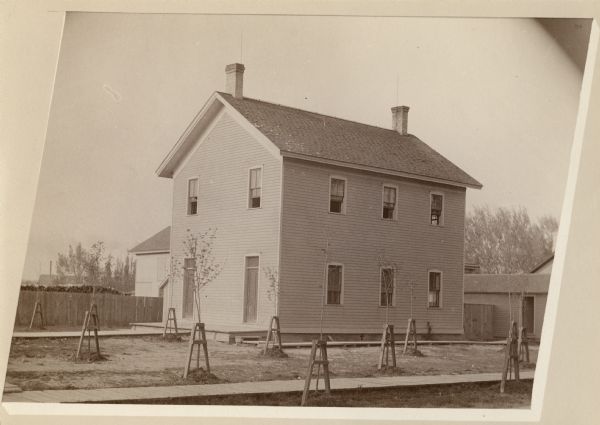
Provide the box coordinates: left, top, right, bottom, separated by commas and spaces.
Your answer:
135, 253, 169, 298
169, 111, 281, 330
279, 158, 466, 335
463, 292, 546, 339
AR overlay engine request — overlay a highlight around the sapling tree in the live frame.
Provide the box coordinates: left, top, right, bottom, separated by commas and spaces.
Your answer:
182, 228, 223, 322
377, 253, 399, 325
263, 266, 280, 317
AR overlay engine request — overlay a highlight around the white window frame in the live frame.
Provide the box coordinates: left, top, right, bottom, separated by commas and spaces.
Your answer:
379, 266, 396, 307
187, 177, 199, 216
382, 184, 399, 220
242, 254, 261, 324
429, 191, 444, 226
427, 269, 443, 309
248, 166, 263, 209
326, 262, 344, 305
329, 175, 348, 214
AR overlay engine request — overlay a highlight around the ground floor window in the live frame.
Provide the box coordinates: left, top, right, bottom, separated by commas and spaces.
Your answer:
327, 264, 343, 304
380, 268, 394, 307
428, 271, 441, 308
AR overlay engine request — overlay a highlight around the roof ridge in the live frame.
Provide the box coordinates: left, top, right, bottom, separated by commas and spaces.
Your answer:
217, 91, 410, 137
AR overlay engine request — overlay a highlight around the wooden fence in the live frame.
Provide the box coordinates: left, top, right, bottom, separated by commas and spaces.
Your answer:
464, 303, 494, 340
14, 290, 163, 328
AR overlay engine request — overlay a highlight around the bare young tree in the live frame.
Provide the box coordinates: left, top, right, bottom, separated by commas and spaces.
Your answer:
263, 266, 280, 317
377, 253, 399, 325
181, 228, 223, 322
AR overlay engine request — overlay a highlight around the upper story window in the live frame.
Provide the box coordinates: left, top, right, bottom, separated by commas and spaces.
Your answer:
380, 268, 394, 307
430, 193, 443, 225
248, 167, 262, 208
428, 271, 442, 308
382, 186, 397, 220
327, 264, 343, 305
187, 178, 198, 215
329, 177, 346, 214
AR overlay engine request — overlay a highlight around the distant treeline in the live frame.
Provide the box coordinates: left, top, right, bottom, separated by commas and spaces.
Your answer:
54, 241, 135, 293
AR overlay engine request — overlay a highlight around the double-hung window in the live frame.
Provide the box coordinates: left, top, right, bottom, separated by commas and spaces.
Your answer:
428, 271, 441, 308
380, 268, 394, 307
430, 193, 443, 225
188, 178, 198, 215
330, 178, 346, 213
382, 186, 397, 219
248, 167, 262, 208
327, 264, 343, 305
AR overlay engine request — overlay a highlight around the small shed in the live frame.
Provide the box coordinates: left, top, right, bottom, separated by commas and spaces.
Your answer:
464, 274, 550, 340
130, 226, 170, 298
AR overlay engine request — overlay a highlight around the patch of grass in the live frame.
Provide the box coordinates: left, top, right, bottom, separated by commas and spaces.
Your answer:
73, 352, 109, 363
402, 348, 424, 357
184, 368, 224, 384
260, 347, 289, 358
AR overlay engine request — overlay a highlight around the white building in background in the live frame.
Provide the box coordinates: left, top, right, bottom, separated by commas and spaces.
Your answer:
129, 226, 170, 297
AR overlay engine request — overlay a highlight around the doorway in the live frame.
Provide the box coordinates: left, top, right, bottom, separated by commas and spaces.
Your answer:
522, 296, 535, 335
243, 256, 259, 323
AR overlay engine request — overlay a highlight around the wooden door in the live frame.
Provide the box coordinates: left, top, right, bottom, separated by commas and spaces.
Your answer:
244, 256, 259, 323
183, 258, 195, 318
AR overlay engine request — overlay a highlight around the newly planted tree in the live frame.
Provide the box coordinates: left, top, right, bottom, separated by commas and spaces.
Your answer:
181, 228, 223, 379
262, 266, 285, 356
163, 256, 183, 340
377, 253, 399, 370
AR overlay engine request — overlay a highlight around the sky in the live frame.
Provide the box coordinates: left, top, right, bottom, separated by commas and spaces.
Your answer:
21, 14, 584, 280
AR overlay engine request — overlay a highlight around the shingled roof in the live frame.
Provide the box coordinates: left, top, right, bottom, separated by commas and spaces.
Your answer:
130, 226, 171, 254
219, 93, 482, 189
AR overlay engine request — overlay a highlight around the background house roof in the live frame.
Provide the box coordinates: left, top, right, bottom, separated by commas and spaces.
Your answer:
530, 253, 555, 273
220, 93, 482, 188
130, 226, 171, 253
464, 274, 550, 294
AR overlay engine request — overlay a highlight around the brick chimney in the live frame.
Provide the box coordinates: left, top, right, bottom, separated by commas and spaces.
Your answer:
391, 105, 410, 135
225, 63, 245, 99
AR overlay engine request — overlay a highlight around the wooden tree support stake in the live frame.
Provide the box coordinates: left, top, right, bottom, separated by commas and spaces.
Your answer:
163, 307, 179, 337
378, 324, 397, 370
183, 322, 210, 379
403, 318, 418, 354
518, 326, 530, 363
301, 338, 331, 406
500, 320, 520, 393
264, 316, 283, 354
75, 303, 101, 360
29, 301, 45, 329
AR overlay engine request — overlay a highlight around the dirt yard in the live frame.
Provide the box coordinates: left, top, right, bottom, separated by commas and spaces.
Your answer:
6, 336, 537, 391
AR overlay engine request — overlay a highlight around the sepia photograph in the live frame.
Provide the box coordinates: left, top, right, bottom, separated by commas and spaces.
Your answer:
0, 4, 597, 421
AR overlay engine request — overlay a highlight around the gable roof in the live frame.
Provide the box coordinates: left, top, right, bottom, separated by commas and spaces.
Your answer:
464, 274, 550, 294
130, 226, 171, 254
530, 253, 554, 273
220, 93, 481, 188
157, 92, 482, 189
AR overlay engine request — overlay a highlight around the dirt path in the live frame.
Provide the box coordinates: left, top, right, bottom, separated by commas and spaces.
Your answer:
6, 336, 537, 391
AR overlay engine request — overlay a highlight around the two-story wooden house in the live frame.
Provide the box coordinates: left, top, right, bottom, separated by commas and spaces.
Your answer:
156, 63, 482, 340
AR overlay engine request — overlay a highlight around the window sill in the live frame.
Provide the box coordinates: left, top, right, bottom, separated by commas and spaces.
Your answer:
378, 305, 396, 309
381, 217, 397, 222
247, 207, 263, 211
325, 303, 344, 307
328, 211, 346, 216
